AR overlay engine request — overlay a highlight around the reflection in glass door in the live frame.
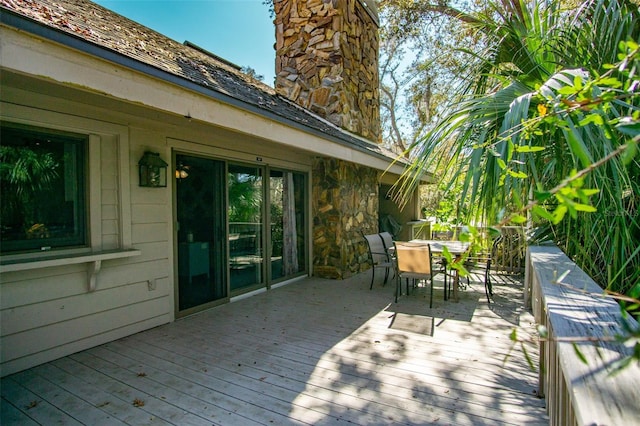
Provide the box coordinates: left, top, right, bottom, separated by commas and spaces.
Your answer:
269, 170, 306, 280
175, 154, 227, 312
228, 164, 264, 293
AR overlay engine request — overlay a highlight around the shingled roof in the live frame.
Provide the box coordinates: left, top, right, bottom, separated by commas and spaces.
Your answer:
0, 0, 401, 163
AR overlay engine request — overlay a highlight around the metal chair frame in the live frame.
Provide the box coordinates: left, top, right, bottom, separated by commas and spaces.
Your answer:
465, 235, 503, 304
363, 233, 394, 290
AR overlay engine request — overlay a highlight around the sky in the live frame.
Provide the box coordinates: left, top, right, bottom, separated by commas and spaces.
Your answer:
93, 0, 276, 86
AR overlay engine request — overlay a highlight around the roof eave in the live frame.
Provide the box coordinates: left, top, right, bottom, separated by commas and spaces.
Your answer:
0, 8, 429, 181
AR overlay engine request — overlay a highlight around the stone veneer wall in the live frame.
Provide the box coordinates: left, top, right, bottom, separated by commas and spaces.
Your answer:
274, 0, 380, 142
312, 158, 379, 279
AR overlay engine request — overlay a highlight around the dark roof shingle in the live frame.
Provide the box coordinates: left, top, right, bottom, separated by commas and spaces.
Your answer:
1, 0, 400, 162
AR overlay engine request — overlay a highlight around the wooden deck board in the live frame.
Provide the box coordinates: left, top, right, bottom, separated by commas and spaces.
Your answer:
0, 396, 40, 426
11, 368, 129, 426
1, 271, 548, 425
129, 331, 537, 425
31, 362, 174, 426
0, 375, 83, 425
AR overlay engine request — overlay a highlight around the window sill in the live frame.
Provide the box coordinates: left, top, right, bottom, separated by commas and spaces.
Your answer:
0, 249, 141, 291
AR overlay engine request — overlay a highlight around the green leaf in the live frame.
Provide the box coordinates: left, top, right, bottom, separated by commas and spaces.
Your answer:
579, 189, 600, 197
573, 343, 589, 365
456, 263, 469, 278
564, 122, 594, 168
514, 145, 545, 153
509, 329, 518, 341
573, 75, 583, 90
506, 140, 514, 162
441, 246, 453, 264
557, 86, 578, 95
553, 205, 568, 224
596, 77, 622, 88
622, 142, 638, 166
521, 343, 536, 370
507, 170, 528, 179
497, 158, 507, 170
579, 114, 604, 127
510, 214, 527, 224
533, 191, 553, 202
532, 205, 555, 222
573, 203, 597, 213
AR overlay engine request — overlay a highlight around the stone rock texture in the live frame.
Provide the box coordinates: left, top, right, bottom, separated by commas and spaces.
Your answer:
312, 158, 379, 279
275, 0, 383, 279
275, 0, 381, 142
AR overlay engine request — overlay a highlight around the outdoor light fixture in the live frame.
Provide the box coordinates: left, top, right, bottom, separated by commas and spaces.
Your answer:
175, 162, 190, 180
138, 151, 168, 187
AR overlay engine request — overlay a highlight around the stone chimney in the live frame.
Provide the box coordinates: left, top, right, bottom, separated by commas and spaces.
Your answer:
275, 0, 380, 142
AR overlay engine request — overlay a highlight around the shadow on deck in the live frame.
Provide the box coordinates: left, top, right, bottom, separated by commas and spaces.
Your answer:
1, 270, 548, 425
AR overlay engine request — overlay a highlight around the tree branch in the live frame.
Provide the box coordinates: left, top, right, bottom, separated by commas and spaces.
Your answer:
379, 0, 481, 25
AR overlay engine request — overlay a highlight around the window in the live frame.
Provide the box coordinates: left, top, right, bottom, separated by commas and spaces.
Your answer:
1, 123, 87, 254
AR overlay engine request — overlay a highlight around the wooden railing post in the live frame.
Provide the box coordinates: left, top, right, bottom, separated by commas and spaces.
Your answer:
527, 245, 640, 426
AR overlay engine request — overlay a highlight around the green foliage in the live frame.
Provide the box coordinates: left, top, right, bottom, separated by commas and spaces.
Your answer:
228, 172, 262, 223
0, 145, 60, 229
420, 173, 466, 224
397, 0, 640, 296
0, 146, 59, 195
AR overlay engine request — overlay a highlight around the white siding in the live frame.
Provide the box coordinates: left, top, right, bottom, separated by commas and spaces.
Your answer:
0, 101, 172, 377
0, 85, 313, 377
101, 137, 120, 250
0, 26, 334, 378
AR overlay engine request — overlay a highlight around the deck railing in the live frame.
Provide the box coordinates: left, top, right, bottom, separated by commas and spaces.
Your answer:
434, 225, 527, 273
525, 245, 640, 426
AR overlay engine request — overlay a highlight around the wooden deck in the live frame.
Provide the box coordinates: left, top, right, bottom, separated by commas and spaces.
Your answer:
1, 271, 548, 425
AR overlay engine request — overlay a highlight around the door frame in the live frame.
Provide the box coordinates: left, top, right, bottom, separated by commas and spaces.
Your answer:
172, 150, 230, 318
171, 149, 311, 318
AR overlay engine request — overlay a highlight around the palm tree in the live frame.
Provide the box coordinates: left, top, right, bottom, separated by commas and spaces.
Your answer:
0, 145, 60, 232
396, 0, 640, 295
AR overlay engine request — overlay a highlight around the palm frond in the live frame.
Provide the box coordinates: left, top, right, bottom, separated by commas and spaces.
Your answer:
400, 0, 640, 294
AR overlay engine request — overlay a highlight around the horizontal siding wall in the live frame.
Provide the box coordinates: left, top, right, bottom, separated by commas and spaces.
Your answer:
1, 61, 314, 377
101, 136, 120, 250
0, 34, 318, 375
0, 101, 173, 377
0, 258, 172, 376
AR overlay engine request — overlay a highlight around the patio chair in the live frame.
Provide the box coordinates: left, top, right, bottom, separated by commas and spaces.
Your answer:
394, 241, 446, 308
379, 231, 394, 254
432, 229, 454, 240
465, 235, 503, 304
364, 233, 394, 290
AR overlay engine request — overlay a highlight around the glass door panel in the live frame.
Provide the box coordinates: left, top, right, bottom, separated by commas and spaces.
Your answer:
228, 164, 263, 292
270, 170, 307, 280
175, 154, 227, 311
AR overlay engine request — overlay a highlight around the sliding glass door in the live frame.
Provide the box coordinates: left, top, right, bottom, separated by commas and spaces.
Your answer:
175, 154, 227, 312
228, 164, 264, 293
175, 154, 308, 312
269, 170, 306, 281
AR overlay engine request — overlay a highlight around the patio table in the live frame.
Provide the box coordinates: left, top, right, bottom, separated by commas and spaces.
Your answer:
409, 239, 470, 302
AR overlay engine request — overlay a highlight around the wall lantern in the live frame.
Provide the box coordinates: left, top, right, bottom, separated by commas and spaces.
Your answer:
138, 151, 168, 187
